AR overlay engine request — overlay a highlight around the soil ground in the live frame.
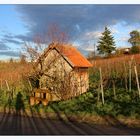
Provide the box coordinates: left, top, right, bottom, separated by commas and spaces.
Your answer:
0, 112, 140, 135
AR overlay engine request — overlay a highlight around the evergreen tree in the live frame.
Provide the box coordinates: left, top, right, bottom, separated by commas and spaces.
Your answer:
9, 58, 14, 63
97, 27, 116, 56
20, 54, 26, 64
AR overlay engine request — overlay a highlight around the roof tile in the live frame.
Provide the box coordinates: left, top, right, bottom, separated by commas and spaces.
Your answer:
51, 43, 92, 68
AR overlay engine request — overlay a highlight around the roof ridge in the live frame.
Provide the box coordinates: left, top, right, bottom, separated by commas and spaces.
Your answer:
41, 43, 92, 68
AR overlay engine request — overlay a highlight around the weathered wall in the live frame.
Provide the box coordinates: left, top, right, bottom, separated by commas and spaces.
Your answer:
71, 68, 89, 95
39, 49, 72, 87
38, 48, 89, 101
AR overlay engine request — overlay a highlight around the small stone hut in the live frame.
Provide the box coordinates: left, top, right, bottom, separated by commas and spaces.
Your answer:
30, 43, 92, 105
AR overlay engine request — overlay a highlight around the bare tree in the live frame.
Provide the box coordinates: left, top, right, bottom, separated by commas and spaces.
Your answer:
22, 24, 84, 100
47, 23, 69, 44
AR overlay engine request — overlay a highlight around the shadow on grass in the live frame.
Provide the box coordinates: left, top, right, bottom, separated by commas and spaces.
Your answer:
48, 94, 140, 135
15, 92, 25, 116
0, 90, 140, 135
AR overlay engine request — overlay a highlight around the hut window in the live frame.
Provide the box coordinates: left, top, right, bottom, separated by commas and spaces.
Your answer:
43, 93, 46, 99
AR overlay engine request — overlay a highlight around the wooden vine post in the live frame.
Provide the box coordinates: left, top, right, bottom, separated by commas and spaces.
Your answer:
134, 65, 140, 98
97, 84, 100, 102
123, 61, 128, 91
5, 80, 12, 101
112, 79, 116, 99
0, 79, 2, 89
5, 80, 10, 91
99, 67, 104, 105
129, 61, 132, 92
28, 80, 33, 91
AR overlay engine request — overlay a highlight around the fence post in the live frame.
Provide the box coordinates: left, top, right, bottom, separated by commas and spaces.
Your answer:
28, 80, 33, 91
0, 79, 2, 89
134, 65, 140, 98
99, 67, 104, 105
5, 80, 10, 91
129, 61, 132, 92
112, 79, 116, 99
123, 61, 128, 91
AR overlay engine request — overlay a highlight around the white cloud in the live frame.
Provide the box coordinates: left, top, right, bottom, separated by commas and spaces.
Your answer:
75, 24, 81, 32
80, 30, 102, 42
120, 36, 129, 42
83, 47, 95, 52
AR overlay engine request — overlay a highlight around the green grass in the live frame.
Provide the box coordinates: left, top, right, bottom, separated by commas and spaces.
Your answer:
0, 88, 30, 111
0, 76, 140, 119
44, 88, 140, 119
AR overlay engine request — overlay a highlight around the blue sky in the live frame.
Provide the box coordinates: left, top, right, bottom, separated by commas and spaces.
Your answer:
0, 5, 140, 60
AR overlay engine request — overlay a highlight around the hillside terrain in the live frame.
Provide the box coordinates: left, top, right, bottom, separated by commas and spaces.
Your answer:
0, 54, 140, 127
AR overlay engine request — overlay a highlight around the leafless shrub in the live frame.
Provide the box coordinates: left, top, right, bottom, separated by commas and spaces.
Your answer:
22, 24, 84, 100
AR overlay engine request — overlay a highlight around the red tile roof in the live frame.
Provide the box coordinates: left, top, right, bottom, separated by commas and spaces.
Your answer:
47, 43, 92, 68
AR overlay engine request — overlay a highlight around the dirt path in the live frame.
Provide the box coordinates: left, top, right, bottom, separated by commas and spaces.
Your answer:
0, 112, 140, 135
